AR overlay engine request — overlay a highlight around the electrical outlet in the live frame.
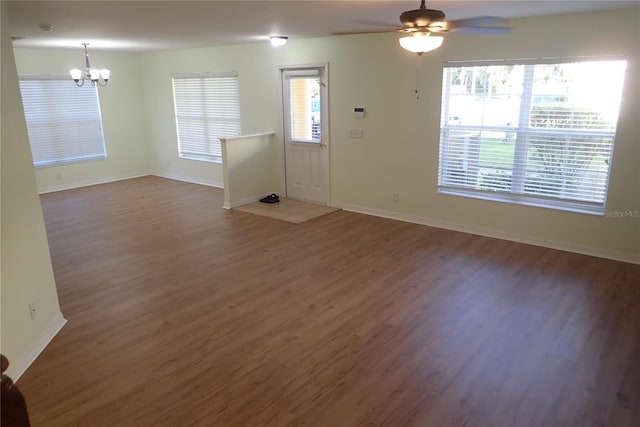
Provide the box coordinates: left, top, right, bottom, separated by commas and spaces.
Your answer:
56, 173, 63, 180
167, 159, 172, 167
28, 303, 37, 320
349, 128, 363, 138
393, 192, 399, 203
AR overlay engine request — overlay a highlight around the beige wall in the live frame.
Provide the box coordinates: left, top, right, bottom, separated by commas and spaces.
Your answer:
1, 3, 65, 379
13, 48, 149, 192
140, 7, 639, 263
140, 44, 286, 187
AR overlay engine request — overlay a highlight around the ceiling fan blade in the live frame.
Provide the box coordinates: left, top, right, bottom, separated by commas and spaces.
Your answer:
353, 19, 401, 28
444, 16, 508, 30
332, 28, 399, 36
446, 26, 512, 34
332, 19, 401, 35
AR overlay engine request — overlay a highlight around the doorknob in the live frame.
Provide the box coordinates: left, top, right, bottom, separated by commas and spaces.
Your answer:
320, 142, 328, 148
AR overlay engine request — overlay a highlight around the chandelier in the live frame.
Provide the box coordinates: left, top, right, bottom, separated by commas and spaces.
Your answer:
69, 43, 110, 87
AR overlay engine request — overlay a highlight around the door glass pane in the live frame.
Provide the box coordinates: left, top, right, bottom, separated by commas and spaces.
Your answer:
289, 77, 321, 142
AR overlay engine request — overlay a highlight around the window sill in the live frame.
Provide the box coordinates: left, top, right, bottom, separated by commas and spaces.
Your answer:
35, 155, 107, 168
179, 154, 222, 164
438, 187, 605, 216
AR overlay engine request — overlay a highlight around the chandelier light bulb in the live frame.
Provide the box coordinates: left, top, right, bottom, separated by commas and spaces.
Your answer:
69, 69, 83, 81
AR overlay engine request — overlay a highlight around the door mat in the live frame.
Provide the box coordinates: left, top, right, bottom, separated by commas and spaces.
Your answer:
234, 198, 339, 224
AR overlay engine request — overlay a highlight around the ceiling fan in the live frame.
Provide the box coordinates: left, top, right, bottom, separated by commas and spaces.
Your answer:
340, 0, 512, 55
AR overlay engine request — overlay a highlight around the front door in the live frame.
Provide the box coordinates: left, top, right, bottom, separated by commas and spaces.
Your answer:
281, 66, 329, 204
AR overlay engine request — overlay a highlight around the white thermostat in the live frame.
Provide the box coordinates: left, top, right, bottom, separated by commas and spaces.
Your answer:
354, 107, 365, 118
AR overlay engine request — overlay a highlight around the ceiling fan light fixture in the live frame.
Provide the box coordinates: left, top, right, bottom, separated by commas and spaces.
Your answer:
399, 32, 443, 55
270, 36, 288, 47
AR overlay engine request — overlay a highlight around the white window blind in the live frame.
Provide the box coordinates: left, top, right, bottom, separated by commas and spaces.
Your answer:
438, 59, 627, 214
19, 77, 107, 167
172, 72, 240, 163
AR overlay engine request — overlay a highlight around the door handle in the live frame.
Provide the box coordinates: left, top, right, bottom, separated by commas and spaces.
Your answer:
320, 142, 328, 148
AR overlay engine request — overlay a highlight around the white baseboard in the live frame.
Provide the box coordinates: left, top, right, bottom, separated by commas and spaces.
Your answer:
225, 194, 272, 210
6, 312, 67, 381
38, 172, 149, 194
39, 172, 224, 194
330, 201, 640, 265
152, 172, 223, 189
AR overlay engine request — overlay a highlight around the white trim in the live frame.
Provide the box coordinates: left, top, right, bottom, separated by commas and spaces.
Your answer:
223, 194, 271, 210
38, 172, 149, 194
438, 188, 604, 216
151, 172, 223, 189
444, 55, 627, 67
282, 69, 320, 78
5, 312, 67, 381
330, 200, 640, 265
222, 132, 275, 141
39, 173, 224, 194
171, 71, 238, 79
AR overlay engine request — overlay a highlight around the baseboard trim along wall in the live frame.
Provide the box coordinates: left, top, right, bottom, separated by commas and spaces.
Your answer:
152, 173, 223, 189
330, 201, 640, 266
222, 194, 271, 210
38, 172, 149, 194
38, 173, 224, 195
7, 312, 67, 381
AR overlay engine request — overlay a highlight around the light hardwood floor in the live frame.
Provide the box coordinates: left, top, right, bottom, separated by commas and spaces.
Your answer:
17, 176, 640, 426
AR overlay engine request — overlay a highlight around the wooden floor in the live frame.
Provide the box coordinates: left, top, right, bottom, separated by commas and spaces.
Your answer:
18, 176, 640, 427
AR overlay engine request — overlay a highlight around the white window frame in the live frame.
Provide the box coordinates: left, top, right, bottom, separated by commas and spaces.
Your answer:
438, 58, 627, 215
172, 71, 241, 163
18, 76, 107, 167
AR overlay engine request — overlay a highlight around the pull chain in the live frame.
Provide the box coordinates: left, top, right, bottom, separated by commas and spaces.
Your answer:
415, 56, 423, 100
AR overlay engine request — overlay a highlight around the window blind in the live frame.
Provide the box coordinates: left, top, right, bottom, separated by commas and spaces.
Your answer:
438, 59, 626, 214
172, 72, 240, 162
19, 77, 107, 167
283, 69, 322, 143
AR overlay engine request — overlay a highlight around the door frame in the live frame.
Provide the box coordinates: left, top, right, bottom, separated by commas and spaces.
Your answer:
278, 63, 330, 203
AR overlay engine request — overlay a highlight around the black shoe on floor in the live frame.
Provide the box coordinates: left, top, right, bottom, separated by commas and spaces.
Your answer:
260, 194, 280, 204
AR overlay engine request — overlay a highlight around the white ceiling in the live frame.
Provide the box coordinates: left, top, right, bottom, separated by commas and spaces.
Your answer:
6, 0, 638, 52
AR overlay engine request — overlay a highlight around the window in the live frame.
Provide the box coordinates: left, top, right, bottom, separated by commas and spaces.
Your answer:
438, 59, 627, 214
19, 77, 107, 167
282, 69, 322, 143
172, 72, 241, 163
